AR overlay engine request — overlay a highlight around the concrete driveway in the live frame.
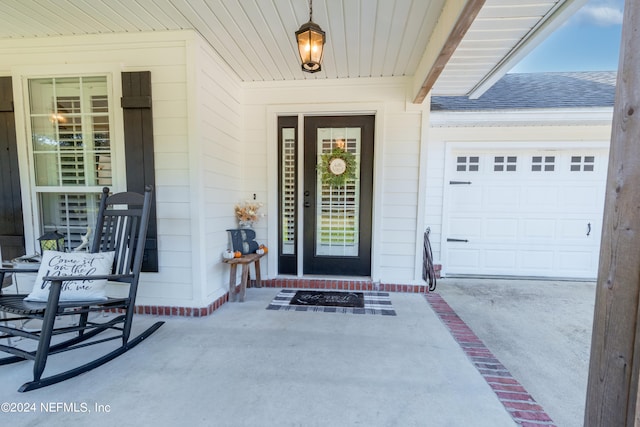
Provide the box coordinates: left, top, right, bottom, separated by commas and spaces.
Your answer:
435, 278, 596, 427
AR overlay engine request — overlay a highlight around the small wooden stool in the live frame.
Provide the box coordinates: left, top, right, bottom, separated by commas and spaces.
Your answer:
222, 253, 265, 302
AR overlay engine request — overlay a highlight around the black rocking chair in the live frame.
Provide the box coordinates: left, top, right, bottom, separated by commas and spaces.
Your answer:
0, 186, 164, 392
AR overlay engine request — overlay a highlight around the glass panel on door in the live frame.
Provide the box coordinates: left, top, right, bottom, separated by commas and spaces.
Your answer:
315, 127, 361, 257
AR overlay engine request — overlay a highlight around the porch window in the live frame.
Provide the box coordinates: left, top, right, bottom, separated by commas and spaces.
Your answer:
28, 76, 113, 251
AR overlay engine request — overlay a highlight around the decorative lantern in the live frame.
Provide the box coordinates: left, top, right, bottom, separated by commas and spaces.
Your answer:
38, 230, 65, 253
295, 0, 325, 73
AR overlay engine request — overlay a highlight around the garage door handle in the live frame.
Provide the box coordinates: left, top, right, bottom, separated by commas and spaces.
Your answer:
587, 222, 591, 236
449, 181, 472, 185
447, 238, 468, 242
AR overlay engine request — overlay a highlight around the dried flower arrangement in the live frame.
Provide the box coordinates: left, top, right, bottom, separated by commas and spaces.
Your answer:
234, 201, 263, 227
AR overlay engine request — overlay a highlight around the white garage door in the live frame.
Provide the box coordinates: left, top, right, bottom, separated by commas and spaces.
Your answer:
443, 148, 608, 279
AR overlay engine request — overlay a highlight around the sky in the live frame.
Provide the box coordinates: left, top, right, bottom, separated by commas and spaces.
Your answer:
510, 0, 624, 73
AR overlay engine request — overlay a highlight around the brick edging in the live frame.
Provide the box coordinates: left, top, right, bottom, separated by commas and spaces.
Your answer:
425, 293, 556, 427
127, 292, 229, 317
259, 278, 429, 293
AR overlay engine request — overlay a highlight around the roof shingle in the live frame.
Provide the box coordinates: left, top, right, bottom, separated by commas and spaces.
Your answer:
431, 71, 617, 111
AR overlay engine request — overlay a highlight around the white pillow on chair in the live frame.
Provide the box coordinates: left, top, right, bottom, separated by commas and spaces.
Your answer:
24, 251, 115, 302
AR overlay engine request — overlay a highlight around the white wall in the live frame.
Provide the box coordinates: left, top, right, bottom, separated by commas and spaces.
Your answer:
192, 37, 244, 305
379, 102, 426, 283
0, 30, 246, 309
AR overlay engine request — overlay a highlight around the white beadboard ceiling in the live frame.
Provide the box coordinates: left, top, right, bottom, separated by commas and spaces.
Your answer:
0, 0, 585, 99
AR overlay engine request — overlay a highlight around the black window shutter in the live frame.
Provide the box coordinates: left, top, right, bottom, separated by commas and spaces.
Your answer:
0, 76, 25, 261
121, 71, 158, 272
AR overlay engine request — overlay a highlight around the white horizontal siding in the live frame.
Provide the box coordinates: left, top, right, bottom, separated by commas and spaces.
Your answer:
424, 140, 446, 263
242, 106, 269, 244
155, 153, 190, 171
378, 109, 422, 283
156, 170, 191, 187
195, 37, 244, 304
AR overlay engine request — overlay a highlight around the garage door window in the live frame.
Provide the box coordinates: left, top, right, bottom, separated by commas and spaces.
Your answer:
494, 156, 517, 172
456, 156, 479, 172
571, 156, 595, 172
532, 156, 555, 172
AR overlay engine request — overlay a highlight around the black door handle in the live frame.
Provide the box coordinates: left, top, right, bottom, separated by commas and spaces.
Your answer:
587, 222, 591, 236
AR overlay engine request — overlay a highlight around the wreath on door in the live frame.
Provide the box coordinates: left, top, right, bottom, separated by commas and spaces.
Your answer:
318, 147, 357, 187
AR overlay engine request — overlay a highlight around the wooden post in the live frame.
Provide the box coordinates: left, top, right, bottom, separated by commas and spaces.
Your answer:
584, 1, 640, 425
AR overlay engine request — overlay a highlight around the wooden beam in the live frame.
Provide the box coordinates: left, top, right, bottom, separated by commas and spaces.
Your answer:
411, 0, 485, 104
584, 1, 640, 426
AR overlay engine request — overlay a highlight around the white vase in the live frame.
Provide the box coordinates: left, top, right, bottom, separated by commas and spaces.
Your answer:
238, 220, 253, 229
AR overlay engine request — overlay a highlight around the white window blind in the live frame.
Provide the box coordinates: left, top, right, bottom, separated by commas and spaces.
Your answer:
28, 76, 113, 251
281, 131, 296, 254
316, 133, 360, 257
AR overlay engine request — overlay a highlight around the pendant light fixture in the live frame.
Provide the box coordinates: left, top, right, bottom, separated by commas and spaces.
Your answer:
295, 0, 325, 73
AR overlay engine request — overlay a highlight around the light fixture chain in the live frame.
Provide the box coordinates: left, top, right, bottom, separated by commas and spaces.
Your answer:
309, 0, 313, 22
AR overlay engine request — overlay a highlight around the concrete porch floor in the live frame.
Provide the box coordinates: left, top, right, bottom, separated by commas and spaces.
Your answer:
0, 279, 594, 427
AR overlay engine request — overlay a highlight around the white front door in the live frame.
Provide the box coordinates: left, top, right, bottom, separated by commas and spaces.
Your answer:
443, 147, 608, 279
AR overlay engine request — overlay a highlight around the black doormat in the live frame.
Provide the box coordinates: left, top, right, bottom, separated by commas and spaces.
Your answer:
289, 290, 365, 308
266, 289, 396, 315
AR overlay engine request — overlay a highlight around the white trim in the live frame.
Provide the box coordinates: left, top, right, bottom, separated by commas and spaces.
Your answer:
296, 114, 304, 278
443, 139, 610, 152
265, 109, 280, 277
413, 106, 430, 283
370, 105, 385, 283
186, 35, 206, 304
430, 108, 614, 127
